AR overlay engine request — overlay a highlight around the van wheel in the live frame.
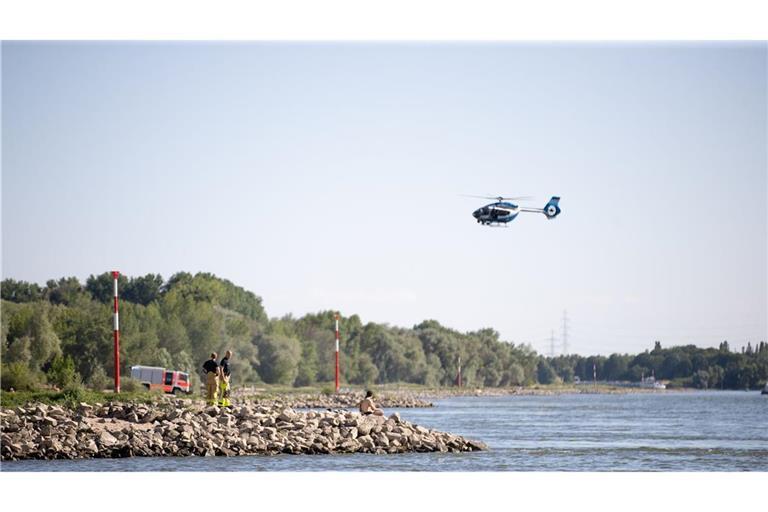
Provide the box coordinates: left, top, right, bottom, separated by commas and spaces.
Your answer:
171, 388, 178, 395
142, 383, 150, 390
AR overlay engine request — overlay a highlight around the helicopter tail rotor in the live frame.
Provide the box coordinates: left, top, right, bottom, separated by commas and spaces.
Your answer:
543, 196, 561, 219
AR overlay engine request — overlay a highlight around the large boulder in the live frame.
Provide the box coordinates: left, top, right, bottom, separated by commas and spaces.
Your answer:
356, 415, 385, 436
98, 430, 118, 447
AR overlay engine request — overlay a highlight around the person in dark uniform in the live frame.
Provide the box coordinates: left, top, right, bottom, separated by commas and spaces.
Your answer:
218, 350, 233, 407
202, 353, 220, 406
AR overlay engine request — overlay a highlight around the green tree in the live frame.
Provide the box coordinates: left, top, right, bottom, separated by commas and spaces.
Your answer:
256, 334, 301, 385
506, 363, 525, 386
603, 354, 630, 381
45, 277, 89, 306
708, 365, 724, 389
5, 335, 32, 365
123, 274, 164, 305
85, 272, 128, 303
537, 359, 558, 384
352, 353, 379, 385
1, 279, 43, 302
692, 369, 710, 389
8, 303, 63, 371
295, 339, 319, 387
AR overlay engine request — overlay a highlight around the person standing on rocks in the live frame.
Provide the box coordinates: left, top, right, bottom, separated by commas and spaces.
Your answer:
218, 350, 233, 407
202, 353, 220, 406
359, 390, 384, 416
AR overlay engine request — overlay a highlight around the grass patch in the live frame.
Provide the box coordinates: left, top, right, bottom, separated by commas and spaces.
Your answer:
665, 378, 694, 389
0, 388, 165, 409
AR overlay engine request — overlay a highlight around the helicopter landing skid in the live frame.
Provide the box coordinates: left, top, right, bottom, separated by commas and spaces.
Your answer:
480, 222, 509, 228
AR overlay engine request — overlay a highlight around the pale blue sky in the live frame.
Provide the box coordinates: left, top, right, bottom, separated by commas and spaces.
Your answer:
2, 42, 766, 355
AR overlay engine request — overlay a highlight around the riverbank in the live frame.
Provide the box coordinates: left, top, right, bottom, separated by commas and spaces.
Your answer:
234, 385, 672, 409
0, 401, 487, 461
0, 383, 681, 411
410, 384, 680, 399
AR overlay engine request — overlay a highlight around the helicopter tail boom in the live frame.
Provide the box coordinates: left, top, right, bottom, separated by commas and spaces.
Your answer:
518, 196, 562, 219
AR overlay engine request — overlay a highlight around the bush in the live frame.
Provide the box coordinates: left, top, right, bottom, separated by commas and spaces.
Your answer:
61, 381, 85, 405
119, 377, 142, 393
87, 365, 111, 391
1, 362, 42, 391
47, 355, 81, 389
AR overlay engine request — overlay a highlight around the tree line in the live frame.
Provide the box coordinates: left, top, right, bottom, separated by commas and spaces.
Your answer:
539, 340, 768, 390
1, 272, 766, 391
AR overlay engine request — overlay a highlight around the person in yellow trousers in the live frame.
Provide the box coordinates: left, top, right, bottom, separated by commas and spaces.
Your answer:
202, 352, 220, 406
218, 350, 233, 407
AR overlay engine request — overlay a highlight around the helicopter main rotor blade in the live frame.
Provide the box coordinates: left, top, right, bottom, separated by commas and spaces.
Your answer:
460, 194, 534, 201
500, 196, 534, 201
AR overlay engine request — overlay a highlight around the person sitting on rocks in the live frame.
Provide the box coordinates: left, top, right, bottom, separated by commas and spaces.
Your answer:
358, 390, 384, 416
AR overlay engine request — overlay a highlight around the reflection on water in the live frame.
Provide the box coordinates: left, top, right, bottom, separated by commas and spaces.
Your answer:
3, 391, 766, 471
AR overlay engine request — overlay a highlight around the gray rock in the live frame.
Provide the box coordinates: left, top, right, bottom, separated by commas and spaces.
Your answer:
98, 431, 118, 447
357, 435, 375, 449
81, 439, 99, 454
217, 414, 235, 427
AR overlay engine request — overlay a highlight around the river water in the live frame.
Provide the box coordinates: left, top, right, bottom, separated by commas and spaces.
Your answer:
2, 391, 766, 471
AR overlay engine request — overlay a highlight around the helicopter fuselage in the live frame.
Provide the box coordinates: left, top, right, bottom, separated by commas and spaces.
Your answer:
472, 201, 519, 225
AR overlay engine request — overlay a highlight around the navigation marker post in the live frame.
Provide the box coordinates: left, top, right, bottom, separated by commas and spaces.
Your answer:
593, 362, 597, 390
334, 312, 340, 393
112, 270, 121, 393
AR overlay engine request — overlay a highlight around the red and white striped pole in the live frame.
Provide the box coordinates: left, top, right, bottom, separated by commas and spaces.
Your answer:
593, 362, 597, 389
112, 271, 121, 393
334, 312, 340, 393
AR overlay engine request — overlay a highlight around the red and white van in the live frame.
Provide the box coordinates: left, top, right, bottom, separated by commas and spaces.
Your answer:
130, 365, 192, 394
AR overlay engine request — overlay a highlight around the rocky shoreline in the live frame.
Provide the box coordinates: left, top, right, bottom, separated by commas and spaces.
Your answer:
0, 401, 486, 461
236, 389, 433, 408
241, 386, 670, 409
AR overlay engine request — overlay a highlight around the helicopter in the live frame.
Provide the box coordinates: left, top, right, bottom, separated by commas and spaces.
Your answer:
466, 195, 562, 226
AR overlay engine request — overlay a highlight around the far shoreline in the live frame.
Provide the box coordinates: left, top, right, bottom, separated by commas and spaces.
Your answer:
1, 382, 735, 411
